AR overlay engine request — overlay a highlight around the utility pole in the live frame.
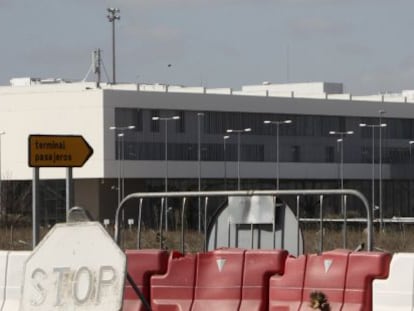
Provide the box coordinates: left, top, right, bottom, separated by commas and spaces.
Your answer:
107, 8, 120, 84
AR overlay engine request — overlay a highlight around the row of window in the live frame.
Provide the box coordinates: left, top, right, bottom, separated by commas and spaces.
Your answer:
115, 108, 414, 139
114, 108, 414, 164
118, 141, 412, 164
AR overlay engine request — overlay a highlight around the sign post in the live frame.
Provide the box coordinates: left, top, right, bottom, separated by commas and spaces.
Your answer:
32, 168, 40, 249
28, 135, 93, 246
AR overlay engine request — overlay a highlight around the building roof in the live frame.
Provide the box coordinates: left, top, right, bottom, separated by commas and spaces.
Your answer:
2, 77, 414, 104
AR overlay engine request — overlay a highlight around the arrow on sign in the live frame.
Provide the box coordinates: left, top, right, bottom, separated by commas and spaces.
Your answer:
28, 135, 93, 167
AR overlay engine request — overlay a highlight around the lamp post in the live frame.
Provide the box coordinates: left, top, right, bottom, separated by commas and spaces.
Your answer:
410, 141, 414, 214
197, 112, 204, 232
226, 128, 251, 190
109, 125, 135, 205
329, 130, 354, 248
223, 135, 230, 190
107, 8, 120, 84
359, 122, 387, 225
264, 119, 292, 189
0, 131, 5, 216
152, 115, 180, 231
378, 109, 386, 231
328, 130, 354, 193
117, 133, 124, 205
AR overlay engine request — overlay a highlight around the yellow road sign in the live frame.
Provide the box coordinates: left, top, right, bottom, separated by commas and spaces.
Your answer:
28, 135, 93, 167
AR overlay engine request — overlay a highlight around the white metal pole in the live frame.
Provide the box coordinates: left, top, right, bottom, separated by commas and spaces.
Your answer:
264, 120, 292, 189
121, 133, 125, 200
223, 136, 228, 190
197, 113, 203, 232
165, 119, 168, 232
237, 132, 241, 190
379, 110, 385, 230
340, 136, 344, 193
226, 128, 251, 191
151, 116, 179, 232
372, 127, 375, 217
117, 135, 121, 206
276, 123, 280, 190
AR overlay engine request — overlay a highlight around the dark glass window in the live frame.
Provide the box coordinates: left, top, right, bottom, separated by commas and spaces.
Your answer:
176, 111, 185, 133
112, 107, 414, 165
115, 108, 142, 131
325, 146, 335, 162
151, 110, 160, 132
292, 145, 301, 162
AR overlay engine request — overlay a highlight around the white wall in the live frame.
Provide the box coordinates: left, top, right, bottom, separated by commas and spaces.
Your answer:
0, 87, 104, 180
1, 82, 414, 181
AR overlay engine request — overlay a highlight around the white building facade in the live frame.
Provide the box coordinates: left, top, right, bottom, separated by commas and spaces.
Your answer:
1, 78, 414, 224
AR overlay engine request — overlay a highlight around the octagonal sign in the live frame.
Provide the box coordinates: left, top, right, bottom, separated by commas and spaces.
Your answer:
20, 222, 126, 311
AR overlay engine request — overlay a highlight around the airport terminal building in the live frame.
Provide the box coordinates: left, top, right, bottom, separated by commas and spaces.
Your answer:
1, 77, 414, 224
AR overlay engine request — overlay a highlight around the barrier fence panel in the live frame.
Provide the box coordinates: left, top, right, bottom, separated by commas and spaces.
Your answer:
114, 189, 373, 253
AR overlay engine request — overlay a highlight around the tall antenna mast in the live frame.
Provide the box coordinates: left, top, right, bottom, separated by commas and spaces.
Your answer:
93, 49, 102, 88
107, 8, 120, 84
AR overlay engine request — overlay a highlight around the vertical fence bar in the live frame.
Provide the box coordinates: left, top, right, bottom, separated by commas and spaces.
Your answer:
296, 195, 300, 256
319, 195, 324, 253
203, 197, 209, 252
136, 198, 143, 249
343, 195, 348, 249
227, 220, 231, 247
272, 196, 276, 249
250, 224, 254, 249
159, 198, 164, 250
180, 197, 187, 254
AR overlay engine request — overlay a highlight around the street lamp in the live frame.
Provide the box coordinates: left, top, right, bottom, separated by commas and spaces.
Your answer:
264, 119, 292, 189
107, 8, 120, 84
197, 112, 204, 233
378, 109, 386, 231
226, 128, 252, 190
328, 130, 354, 192
152, 115, 180, 231
0, 131, 5, 216
329, 130, 354, 248
109, 125, 135, 205
359, 122, 387, 225
223, 135, 230, 190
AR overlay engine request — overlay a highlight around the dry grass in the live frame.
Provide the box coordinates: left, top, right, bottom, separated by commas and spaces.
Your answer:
1, 223, 413, 254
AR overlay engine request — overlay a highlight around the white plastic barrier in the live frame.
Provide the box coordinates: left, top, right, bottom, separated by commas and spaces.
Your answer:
0, 251, 8, 311
373, 253, 414, 310
0, 251, 30, 311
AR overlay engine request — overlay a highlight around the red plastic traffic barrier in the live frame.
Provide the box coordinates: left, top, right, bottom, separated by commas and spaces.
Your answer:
123, 249, 169, 311
343, 251, 391, 311
192, 248, 245, 311
239, 249, 288, 311
301, 249, 350, 311
269, 254, 307, 311
151, 251, 197, 311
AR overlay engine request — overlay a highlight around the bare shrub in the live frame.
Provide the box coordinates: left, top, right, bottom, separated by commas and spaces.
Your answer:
2, 223, 414, 254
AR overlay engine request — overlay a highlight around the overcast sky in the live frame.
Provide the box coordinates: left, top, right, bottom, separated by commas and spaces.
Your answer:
0, 0, 413, 94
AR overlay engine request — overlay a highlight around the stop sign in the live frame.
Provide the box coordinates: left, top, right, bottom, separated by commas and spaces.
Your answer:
20, 222, 126, 310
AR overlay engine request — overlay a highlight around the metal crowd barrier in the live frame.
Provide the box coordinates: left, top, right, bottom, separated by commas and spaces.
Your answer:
113, 189, 373, 252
